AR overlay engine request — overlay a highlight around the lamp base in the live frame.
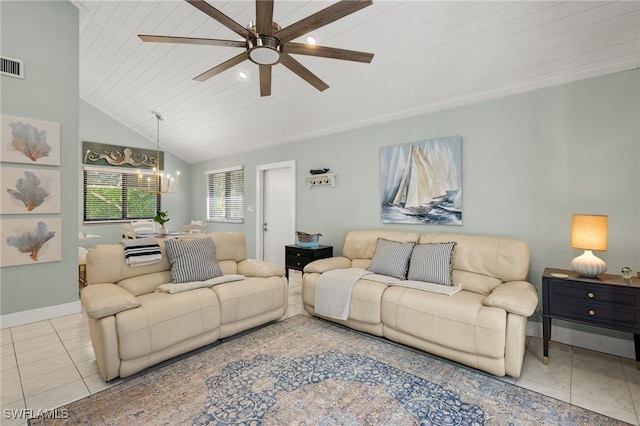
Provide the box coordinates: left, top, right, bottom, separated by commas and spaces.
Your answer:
571, 250, 607, 278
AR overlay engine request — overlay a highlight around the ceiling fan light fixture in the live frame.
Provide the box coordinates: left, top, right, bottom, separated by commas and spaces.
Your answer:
248, 35, 282, 65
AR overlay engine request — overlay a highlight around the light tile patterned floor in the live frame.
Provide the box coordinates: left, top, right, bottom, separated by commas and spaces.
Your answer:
1, 270, 639, 425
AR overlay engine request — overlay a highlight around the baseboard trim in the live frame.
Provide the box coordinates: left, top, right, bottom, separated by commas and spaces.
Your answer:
0, 300, 82, 328
527, 321, 635, 360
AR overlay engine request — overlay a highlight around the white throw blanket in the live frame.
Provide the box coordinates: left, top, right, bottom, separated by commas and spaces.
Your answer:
120, 237, 162, 267
315, 268, 372, 320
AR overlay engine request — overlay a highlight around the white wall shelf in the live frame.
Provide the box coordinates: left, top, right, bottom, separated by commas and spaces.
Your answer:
305, 173, 336, 188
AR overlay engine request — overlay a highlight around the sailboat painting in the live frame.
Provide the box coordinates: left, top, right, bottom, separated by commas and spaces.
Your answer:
381, 136, 462, 225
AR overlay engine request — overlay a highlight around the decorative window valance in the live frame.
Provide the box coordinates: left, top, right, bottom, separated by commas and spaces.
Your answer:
82, 141, 164, 170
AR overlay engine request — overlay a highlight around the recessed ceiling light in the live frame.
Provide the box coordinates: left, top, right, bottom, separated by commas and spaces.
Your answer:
238, 71, 248, 79
306, 36, 317, 45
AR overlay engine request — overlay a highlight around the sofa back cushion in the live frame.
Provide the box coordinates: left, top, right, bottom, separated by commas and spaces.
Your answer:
87, 242, 171, 285
339, 230, 529, 296
87, 232, 248, 288
212, 233, 248, 262
180, 232, 248, 263
418, 233, 529, 293
343, 230, 420, 262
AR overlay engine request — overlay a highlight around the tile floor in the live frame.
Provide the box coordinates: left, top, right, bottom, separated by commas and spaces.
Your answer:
1, 270, 639, 425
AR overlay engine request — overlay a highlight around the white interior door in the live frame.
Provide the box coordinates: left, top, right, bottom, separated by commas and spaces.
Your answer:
256, 161, 296, 266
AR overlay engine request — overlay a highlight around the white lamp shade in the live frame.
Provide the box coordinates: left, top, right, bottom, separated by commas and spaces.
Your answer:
570, 214, 608, 277
571, 214, 607, 251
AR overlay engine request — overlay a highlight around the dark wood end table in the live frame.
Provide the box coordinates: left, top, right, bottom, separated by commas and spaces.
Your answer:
542, 267, 640, 369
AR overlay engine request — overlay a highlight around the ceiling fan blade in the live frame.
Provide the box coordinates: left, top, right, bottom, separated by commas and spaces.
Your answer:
186, 0, 252, 39
193, 51, 248, 82
259, 65, 272, 97
285, 42, 373, 63
279, 54, 329, 92
275, 0, 372, 43
256, 0, 275, 36
139, 34, 246, 48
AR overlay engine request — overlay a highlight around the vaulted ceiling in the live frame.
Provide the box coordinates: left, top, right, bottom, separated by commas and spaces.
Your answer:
74, 1, 640, 164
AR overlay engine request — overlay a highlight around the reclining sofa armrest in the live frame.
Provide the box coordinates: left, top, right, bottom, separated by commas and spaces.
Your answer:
303, 256, 352, 274
483, 281, 539, 317
238, 259, 285, 278
81, 283, 140, 320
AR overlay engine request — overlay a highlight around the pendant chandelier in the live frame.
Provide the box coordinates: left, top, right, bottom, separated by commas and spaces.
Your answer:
137, 111, 179, 194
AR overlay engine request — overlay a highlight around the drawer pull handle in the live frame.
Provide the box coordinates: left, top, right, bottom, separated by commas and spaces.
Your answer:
587, 292, 595, 299
296, 253, 301, 257
296, 262, 301, 266
588, 309, 595, 316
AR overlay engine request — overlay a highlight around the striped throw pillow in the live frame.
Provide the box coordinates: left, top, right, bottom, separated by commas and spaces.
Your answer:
165, 237, 222, 284
407, 242, 457, 286
367, 238, 416, 280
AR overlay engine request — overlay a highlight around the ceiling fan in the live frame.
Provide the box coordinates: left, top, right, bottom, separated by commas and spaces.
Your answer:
138, 0, 374, 97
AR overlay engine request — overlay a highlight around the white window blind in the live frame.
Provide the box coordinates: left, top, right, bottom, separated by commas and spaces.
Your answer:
206, 166, 244, 223
83, 166, 160, 223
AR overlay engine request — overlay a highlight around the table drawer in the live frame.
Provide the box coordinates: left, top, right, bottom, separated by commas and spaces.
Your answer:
546, 279, 640, 331
284, 245, 333, 275
286, 247, 315, 260
547, 279, 639, 308
548, 298, 639, 329
287, 255, 311, 269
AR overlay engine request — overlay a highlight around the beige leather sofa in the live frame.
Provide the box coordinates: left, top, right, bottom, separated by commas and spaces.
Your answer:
302, 230, 539, 377
81, 232, 287, 381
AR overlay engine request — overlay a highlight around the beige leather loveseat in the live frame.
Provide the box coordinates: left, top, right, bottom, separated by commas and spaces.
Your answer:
81, 232, 287, 381
302, 230, 538, 378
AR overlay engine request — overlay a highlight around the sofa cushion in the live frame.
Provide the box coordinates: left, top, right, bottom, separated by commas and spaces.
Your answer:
382, 287, 506, 359
407, 242, 456, 286
116, 290, 221, 361
165, 237, 222, 283
367, 238, 415, 280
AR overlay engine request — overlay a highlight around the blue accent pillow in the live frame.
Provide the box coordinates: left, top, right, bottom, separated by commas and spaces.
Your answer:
165, 237, 222, 284
407, 242, 457, 286
367, 238, 415, 280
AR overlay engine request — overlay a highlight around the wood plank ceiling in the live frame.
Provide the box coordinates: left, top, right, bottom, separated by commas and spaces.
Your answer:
74, 1, 640, 164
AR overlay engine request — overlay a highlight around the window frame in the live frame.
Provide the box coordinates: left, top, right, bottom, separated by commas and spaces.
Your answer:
205, 165, 244, 224
83, 166, 161, 224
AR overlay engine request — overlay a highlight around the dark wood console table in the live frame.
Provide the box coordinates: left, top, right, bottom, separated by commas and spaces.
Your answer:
285, 244, 333, 279
542, 268, 640, 369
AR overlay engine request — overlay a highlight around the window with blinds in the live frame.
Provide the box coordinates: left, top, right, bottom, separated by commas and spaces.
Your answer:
206, 166, 244, 223
83, 167, 160, 223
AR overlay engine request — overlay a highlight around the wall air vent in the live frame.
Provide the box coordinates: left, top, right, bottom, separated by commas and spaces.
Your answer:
1, 56, 24, 79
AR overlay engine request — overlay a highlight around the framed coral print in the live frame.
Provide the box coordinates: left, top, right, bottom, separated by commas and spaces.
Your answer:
0, 167, 61, 214
1, 218, 62, 266
381, 136, 462, 225
0, 115, 60, 165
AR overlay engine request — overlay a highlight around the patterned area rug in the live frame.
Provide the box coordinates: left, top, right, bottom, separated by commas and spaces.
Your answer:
31, 315, 626, 425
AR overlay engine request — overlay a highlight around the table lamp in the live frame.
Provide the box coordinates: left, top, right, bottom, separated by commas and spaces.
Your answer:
570, 214, 608, 277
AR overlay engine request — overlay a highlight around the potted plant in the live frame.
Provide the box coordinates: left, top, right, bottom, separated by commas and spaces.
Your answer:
153, 210, 170, 235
